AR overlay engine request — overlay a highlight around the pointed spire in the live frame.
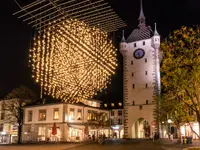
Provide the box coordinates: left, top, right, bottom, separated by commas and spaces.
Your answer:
154, 23, 159, 36
121, 30, 126, 42
138, 0, 146, 27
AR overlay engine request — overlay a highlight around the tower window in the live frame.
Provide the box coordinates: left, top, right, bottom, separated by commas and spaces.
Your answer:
131, 60, 133, 65
145, 71, 147, 75
146, 100, 149, 105
132, 72, 134, 77
134, 43, 136, 47
133, 101, 135, 105
145, 58, 147, 63
139, 105, 143, 110
132, 84, 135, 89
146, 83, 148, 88
143, 41, 145, 45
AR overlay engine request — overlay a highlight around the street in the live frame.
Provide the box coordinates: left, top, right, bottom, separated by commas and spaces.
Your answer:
0, 139, 198, 150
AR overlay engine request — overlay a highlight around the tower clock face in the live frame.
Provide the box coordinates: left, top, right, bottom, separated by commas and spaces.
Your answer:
134, 49, 145, 59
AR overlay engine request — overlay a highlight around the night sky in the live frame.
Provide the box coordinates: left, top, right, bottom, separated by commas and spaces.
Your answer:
0, 0, 200, 101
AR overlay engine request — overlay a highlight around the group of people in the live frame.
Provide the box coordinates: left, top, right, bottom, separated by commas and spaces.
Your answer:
88, 134, 106, 144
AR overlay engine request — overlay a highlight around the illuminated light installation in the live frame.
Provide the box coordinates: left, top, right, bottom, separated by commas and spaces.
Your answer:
30, 19, 118, 103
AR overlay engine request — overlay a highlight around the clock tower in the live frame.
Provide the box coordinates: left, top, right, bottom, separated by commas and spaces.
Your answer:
120, 0, 161, 138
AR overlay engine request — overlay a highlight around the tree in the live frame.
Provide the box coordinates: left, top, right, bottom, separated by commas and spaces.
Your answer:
158, 92, 196, 140
161, 25, 200, 138
4, 85, 38, 144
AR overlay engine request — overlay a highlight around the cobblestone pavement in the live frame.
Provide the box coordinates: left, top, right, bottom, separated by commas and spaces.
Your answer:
0, 139, 200, 150
0, 142, 87, 150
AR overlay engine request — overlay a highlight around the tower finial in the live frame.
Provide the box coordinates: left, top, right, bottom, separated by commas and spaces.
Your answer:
121, 30, 126, 42
154, 23, 159, 36
138, 0, 146, 27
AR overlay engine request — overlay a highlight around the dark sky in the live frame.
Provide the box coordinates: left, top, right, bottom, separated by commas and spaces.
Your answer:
0, 0, 200, 101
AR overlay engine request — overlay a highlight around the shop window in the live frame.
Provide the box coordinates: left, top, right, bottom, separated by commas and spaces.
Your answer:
38, 127, 46, 136
111, 111, 115, 116
118, 110, 122, 116
77, 109, 82, 120
48, 127, 61, 140
28, 111, 32, 122
53, 108, 59, 120
69, 108, 75, 120
39, 110, 46, 121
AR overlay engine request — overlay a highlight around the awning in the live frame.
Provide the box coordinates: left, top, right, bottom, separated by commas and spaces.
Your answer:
69, 125, 85, 129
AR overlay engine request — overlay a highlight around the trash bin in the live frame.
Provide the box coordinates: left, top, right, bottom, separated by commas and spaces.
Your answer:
186, 136, 192, 144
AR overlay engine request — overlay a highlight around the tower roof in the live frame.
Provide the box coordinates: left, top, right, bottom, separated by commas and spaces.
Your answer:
121, 30, 126, 42
138, 0, 146, 28
127, 0, 152, 42
154, 23, 159, 36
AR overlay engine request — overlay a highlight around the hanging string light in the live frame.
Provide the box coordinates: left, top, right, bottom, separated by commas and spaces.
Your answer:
30, 19, 117, 103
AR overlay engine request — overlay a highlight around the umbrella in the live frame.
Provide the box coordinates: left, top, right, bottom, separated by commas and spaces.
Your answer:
52, 122, 57, 135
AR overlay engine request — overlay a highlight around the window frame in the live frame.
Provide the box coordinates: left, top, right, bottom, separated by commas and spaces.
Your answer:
28, 110, 33, 122
53, 108, 59, 120
38, 109, 46, 121
118, 110, 122, 116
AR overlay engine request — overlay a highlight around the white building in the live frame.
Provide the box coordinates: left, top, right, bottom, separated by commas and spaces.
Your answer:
22, 99, 110, 142
120, 0, 161, 138
102, 101, 124, 138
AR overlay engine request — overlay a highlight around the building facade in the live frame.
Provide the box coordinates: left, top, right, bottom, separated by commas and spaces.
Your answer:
102, 101, 124, 138
22, 99, 110, 142
120, 0, 161, 138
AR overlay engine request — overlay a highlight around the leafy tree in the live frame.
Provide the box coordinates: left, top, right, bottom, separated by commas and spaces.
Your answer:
158, 92, 197, 140
4, 85, 38, 144
161, 25, 200, 138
